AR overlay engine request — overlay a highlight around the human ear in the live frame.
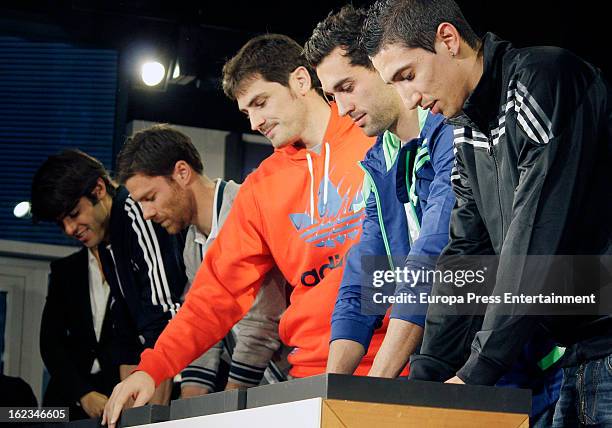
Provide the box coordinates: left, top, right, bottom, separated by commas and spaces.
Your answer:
92, 177, 107, 199
436, 22, 461, 57
172, 160, 192, 187
290, 66, 312, 96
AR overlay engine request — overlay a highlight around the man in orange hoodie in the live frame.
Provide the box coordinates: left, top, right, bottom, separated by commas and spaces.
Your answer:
104, 34, 378, 425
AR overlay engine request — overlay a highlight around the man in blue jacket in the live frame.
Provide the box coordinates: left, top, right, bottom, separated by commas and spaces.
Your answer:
305, 4, 455, 377
306, 6, 563, 425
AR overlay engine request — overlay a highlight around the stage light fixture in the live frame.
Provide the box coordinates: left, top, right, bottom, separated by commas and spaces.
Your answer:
13, 201, 31, 219
141, 61, 166, 86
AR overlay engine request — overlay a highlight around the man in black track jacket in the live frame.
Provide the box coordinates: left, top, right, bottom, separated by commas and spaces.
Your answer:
363, 0, 612, 426
32, 149, 187, 405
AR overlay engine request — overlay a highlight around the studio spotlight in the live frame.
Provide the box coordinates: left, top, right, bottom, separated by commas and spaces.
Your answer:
13, 201, 31, 219
141, 61, 166, 86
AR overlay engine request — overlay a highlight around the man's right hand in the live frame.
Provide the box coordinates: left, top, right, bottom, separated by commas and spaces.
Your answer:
102, 371, 155, 428
80, 391, 108, 418
180, 385, 211, 399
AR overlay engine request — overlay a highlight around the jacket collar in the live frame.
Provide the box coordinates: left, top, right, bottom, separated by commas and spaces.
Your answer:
108, 185, 128, 241
75, 247, 97, 344
448, 33, 513, 132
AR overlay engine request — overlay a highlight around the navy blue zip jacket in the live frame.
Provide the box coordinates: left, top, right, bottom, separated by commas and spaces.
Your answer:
331, 112, 455, 350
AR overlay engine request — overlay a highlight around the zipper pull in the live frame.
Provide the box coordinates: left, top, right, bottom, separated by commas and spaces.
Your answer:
487, 136, 493, 155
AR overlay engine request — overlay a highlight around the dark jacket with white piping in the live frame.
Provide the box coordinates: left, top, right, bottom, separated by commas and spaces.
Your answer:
98, 186, 188, 364
410, 33, 612, 387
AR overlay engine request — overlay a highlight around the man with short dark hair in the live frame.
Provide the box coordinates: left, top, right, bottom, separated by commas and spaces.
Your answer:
116, 124, 288, 397
305, 4, 455, 378
363, 0, 612, 425
31, 150, 186, 406
305, 13, 562, 425
103, 34, 380, 426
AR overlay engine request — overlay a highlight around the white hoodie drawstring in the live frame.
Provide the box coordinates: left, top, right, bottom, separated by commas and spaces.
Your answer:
323, 142, 330, 206
306, 143, 331, 225
306, 153, 315, 224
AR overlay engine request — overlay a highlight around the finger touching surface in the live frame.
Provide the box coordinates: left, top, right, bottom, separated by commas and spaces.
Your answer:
102, 371, 155, 427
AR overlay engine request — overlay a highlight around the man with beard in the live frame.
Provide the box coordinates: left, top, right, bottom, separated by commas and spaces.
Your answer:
116, 124, 288, 397
304, 4, 455, 377
103, 34, 384, 427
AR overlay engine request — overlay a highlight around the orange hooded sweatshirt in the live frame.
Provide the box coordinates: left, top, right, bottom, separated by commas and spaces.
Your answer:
137, 103, 397, 384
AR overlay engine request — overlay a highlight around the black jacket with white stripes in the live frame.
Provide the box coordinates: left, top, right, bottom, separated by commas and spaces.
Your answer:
99, 186, 187, 365
410, 33, 612, 385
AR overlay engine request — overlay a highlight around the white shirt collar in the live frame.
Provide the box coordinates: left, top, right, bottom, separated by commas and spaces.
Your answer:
87, 248, 110, 374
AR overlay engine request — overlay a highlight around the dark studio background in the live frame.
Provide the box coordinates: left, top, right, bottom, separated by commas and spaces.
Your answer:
0, 0, 608, 245
2, 0, 607, 139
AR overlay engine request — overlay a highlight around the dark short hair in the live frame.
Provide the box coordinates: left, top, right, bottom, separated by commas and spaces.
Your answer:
31, 150, 115, 223
304, 5, 373, 70
361, 0, 480, 57
116, 124, 203, 184
222, 33, 321, 99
